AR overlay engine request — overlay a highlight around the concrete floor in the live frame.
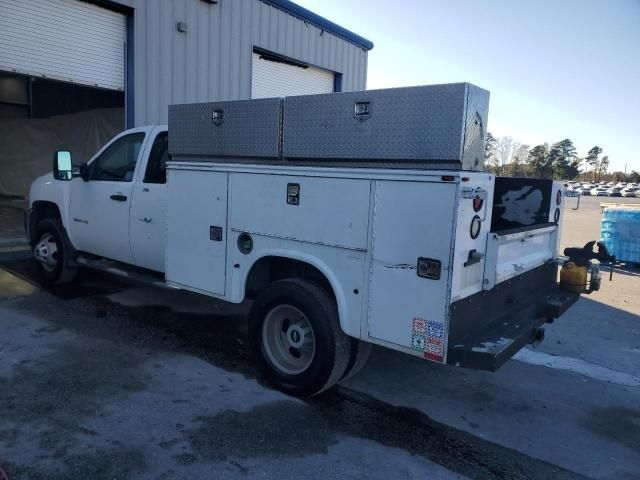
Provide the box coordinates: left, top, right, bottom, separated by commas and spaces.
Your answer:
0, 197, 27, 251
0, 196, 639, 479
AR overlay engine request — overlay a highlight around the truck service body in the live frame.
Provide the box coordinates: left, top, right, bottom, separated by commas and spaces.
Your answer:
26, 83, 589, 395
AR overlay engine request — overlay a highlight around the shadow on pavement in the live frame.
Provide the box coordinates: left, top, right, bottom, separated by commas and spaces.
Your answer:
1, 256, 635, 479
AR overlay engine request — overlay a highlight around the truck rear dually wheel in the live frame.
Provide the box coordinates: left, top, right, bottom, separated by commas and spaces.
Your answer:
340, 338, 372, 382
33, 219, 77, 284
249, 278, 351, 397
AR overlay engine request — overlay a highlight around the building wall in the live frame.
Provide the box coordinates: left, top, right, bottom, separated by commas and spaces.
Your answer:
123, 0, 368, 126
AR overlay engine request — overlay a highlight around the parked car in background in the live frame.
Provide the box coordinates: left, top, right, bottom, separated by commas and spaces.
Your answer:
607, 187, 622, 197
591, 187, 609, 196
622, 188, 638, 198
581, 186, 592, 195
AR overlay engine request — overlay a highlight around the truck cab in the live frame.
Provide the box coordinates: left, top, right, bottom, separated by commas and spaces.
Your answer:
28, 126, 169, 274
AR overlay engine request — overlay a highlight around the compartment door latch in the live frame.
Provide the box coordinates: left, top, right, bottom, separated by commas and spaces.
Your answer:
210, 226, 223, 241
287, 183, 300, 205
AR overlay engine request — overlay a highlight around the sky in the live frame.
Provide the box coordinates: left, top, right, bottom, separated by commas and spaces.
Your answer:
294, 0, 640, 172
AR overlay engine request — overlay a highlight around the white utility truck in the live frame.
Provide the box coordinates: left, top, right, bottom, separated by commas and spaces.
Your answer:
26, 83, 601, 396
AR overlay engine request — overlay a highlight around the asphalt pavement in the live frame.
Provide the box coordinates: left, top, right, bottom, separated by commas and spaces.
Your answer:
0, 196, 638, 479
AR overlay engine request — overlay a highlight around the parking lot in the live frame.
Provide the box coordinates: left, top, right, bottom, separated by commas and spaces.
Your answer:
1, 196, 639, 480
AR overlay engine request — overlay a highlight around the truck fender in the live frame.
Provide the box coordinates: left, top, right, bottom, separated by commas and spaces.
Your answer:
28, 174, 74, 246
239, 249, 354, 337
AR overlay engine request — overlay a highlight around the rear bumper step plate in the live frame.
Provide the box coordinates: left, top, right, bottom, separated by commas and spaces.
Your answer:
447, 264, 579, 371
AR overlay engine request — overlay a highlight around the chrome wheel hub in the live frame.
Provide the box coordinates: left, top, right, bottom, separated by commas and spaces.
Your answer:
262, 304, 315, 375
34, 232, 59, 272
287, 324, 306, 349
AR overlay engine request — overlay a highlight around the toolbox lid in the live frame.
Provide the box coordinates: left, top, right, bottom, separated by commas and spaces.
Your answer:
282, 83, 489, 171
168, 97, 282, 160
168, 83, 490, 171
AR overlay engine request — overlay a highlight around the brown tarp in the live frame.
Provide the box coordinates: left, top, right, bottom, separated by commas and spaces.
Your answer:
0, 108, 124, 197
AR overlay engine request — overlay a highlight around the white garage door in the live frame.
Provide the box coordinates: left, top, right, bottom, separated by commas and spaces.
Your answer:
251, 52, 334, 99
0, 0, 126, 91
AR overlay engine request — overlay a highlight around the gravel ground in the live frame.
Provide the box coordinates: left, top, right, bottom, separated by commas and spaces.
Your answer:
0, 195, 638, 479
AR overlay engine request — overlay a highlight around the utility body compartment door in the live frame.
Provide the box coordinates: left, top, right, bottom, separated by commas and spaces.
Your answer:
228, 173, 370, 250
166, 169, 228, 295
368, 181, 457, 362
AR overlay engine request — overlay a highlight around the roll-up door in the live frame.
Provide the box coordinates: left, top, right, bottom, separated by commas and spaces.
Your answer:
0, 0, 126, 91
251, 52, 334, 99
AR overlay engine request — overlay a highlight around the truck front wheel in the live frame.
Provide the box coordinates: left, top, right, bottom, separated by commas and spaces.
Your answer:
249, 278, 351, 397
33, 219, 78, 284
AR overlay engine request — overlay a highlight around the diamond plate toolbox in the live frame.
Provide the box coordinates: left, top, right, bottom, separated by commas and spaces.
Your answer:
282, 83, 489, 170
168, 97, 282, 160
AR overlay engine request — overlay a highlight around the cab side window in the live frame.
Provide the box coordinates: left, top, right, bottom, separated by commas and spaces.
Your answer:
144, 132, 168, 184
90, 133, 145, 182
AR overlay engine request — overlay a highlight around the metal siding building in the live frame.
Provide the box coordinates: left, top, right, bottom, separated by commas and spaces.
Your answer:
0, 0, 371, 127
118, 0, 371, 126
0, 0, 370, 197
0, 0, 127, 91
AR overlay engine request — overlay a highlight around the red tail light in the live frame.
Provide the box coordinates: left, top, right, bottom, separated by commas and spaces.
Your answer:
473, 196, 484, 212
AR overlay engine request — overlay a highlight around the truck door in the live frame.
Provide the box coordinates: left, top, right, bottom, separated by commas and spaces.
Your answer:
129, 130, 167, 272
68, 131, 147, 264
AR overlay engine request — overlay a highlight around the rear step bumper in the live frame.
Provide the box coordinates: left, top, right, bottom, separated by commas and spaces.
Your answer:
446, 263, 579, 371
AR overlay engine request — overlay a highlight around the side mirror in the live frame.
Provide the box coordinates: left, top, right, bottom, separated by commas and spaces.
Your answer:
53, 150, 73, 181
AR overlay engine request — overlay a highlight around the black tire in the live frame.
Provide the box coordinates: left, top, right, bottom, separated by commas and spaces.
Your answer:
340, 338, 372, 383
33, 218, 78, 284
248, 278, 351, 397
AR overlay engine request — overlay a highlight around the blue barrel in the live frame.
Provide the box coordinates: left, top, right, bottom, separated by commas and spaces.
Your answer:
601, 207, 640, 263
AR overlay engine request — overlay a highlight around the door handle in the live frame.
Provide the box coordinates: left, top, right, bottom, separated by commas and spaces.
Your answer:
110, 194, 128, 202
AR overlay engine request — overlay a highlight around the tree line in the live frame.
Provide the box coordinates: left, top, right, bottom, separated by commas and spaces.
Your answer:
484, 134, 638, 182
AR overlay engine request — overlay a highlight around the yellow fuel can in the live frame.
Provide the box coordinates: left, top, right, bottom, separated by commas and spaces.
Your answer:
560, 262, 588, 293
